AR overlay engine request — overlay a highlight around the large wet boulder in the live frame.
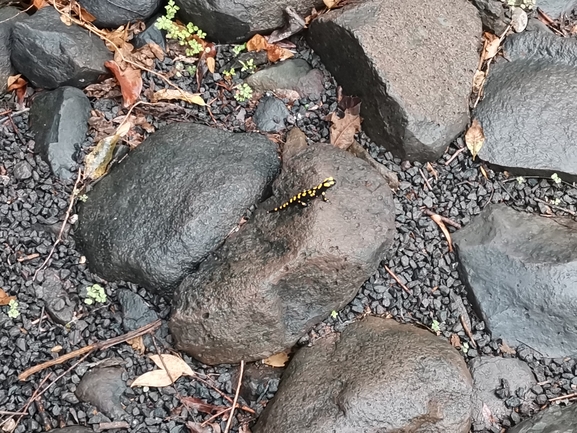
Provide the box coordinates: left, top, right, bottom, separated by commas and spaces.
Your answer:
78, 0, 162, 28
11, 6, 111, 89
170, 143, 396, 364
476, 30, 577, 182
453, 204, 577, 358
253, 318, 473, 433
307, 0, 481, 162
76, 123, 279, 295
0, 6, 27, 95
507, 403, 577, 433
29, 86, 91, 180
537, 0, 577, 19
175, 0, 322, 43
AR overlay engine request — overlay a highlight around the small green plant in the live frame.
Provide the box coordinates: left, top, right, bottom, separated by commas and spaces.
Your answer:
186, 65, 197, 76
507, 0, 535, 9
156, 0, 207, 57
461, 341, 470, 355
85, 284, 107, 305
223, 67, 235, 80
234, 83, 253, 102
7, 299, 20, 319
551, 173, 562, 185
330, 310, 338, 319
516, 176, 525, 185
232, 43, 246, 56
431, 320, 440, 333
240, 59, 256, 73
78, 194, 88, 202
552, 198, 561, 206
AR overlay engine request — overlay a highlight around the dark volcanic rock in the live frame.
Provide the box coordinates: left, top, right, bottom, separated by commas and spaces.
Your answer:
0, 6, 26, 95
476, 30, 577, 182
34, 269, 77, 325
131, 14, 166, 50
507, 403, 577, 432
453, 204, 577, 358
471, 0, 509, 34
75, 363, 127, 420
76, 123, 280, 295
253, 96, 290, 133
78, 0, 161, 28
307, 0, 481, 162
50, 428, 93, 433
117, 289, 158, 332
253, 318, 473, 433
174, 0, 322, 43
29, 86, 91, 180
11, 6, 111, 89
170, 144, 396, 364
470, 356, 537, 429
537, 0, 577, 19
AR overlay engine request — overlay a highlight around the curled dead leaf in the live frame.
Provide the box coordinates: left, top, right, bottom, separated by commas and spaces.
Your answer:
430, 214, 453, 252
483, 32, 501, 61
131, 369, 175, 388
149, 354, 195, 378
0, 288, 16, 306
152, 89, 206, 106
105, 60, 142, 107
263, 352, 289, 367
465, 119, 485, 160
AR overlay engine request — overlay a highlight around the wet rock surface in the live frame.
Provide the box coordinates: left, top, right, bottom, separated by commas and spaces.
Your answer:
253, 95, 290, 132
507, 403, 577, 432
0, 6, 26, 94
75, 362, 127, 420
78, 0, 162, 28
254, 318, 473, 433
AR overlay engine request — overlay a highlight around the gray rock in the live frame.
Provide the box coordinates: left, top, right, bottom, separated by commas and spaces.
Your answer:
75, 364, 127, 420
29, 86, 91, 180
34, 269, 76, 325
11, 7, 111, 89
307, 0, 481, 162
170, 144, 396, 364
471, 0, 510, 35
132, 14, 166, 50
76, 123, 279, 295
470, 356, 537, 429
50, 428, 93, 433
476, 31, 577, 182
117, 289, 158, 332
253, 96, 290, 133
174, 0, 322, 43
537, 0, 577, 19
508, 403, 577, 432
78, 0, 161, 28
12, 161, 32, 180
246, 59, 325, 99
253, 318, 473, 433
0, 6, 27, 95
453, 204, 577, 358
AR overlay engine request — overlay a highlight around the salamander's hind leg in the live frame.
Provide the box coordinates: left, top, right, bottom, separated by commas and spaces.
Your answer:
322, 191, 329, 202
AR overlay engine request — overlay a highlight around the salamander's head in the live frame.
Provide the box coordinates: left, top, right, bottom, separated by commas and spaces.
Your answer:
322, 177, 336, 188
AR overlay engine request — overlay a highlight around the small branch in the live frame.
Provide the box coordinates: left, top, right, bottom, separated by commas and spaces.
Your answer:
445, 147, 466, 165
100, 421, 130, 430
224, 360, 245, 433
419, 168, 432, 191
459, 314, 477, 349
19, 319, 161, 381
549, 391, 577, 403
421, 209, 462, 229
534, 197, 576, 216
384, 265, 411, 295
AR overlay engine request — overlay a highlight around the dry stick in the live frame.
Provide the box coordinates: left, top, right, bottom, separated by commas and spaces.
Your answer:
459, 315, 477, 349
201, 407, 233, 427
421, 209, 462, 230
534, 197, 576, 216
224, 360, 245, 433
444, 147, 466, 166
384, 265, 411, 295
99, 421, 130, 430
549, 391, 577, 403
19, 319, 161, 381
0, 373, 52, 429
419, 168, 432, 191
33, 168, 83, 281
194, 375, 255, 415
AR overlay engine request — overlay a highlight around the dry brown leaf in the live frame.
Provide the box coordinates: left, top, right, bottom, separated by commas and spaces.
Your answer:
328, 98, 362, 150
483, 32, 501, 61
180, 396, 227, 415
127, 336, 145, 354
246, 34, 293, 62
480, 165, 488, 180
77, 5, 96, 23
131, 369, 175, 388
32, 0, 49, 10
472, 70, 485, 94
500, 342, 516, 355
149, 354, 195, 378
430, 214, 453, 252
263, 352, 289, 367
0, 288, 16, 306
152, 88, 206, 106
323, 0, 340, 8
206, 56, 216, 74
246, 34, 269, 52
425, 162, 438, 180
105, 60, 142, 107
465, 119, 485, 160
450, 334, 461, 348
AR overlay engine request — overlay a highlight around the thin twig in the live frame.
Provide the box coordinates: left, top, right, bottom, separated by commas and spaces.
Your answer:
99, 421, 130, 430
384, 265, 411, 294
19, 319, 161, 381
194, 376, 255, 414
444, 147, 466, 166
0, 373, 52, 429
549, 391, 577, 402
421, 209, 462, 229
34, 168, 83, 281
534, 197, 576, 216
419, 168, 432, 191
459, 315, 477, 348
224, 360, 244, 433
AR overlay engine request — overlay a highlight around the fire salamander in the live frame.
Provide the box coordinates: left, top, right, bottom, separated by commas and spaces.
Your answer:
268, 177, 336, 213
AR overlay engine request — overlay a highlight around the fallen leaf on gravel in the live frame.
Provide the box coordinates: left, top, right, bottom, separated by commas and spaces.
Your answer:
32, 0, 49, 10
471, 70, 485, 95
131, 369, 175, 388
500, 342, 516, 355
483, 32, 501, 61
149, 354, 195, 378
1, 417, 16, 433
127, 336, 145, 354
430, 214, 453, 252
180, 396, 227, 414
105, 60, 142, 107
246, 34, 293, 62
450, 334, 461, 348
327, 97, 362, 150
323, 0, 340, 8
84, 134, 121, 181
465, 119, 485, 160
0, 288, 16, 306
263, 352, 289, 367
152, 89, 206, 106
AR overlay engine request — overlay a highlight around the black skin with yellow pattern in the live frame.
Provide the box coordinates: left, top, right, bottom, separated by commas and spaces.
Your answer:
268, 177, 336, 213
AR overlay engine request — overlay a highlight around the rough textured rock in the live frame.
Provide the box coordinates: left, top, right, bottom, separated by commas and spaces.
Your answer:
170, 143, 396, 364
174, 0, 322, 43
470, 357, 536, 429
307, 0, 481, 162
246, 59, 325, 99
476, 30, 577, 182
78, 0, 161, 28
507, 403, 577, 433
11, 6, 111, 89
117, 289, 158, 332
253, 318, 473, 433
29, 87, 91, 180
75, 363, 127, 420
253, 96, 290, 133
537, 0, 577, 19
34, 269, 77, 325
50, 428, 92, 433
453, 204, 577, 358
0, 6, 26, 95
132, 14, 166, 50
76, 123, 279, 295
471, 0, 510, 34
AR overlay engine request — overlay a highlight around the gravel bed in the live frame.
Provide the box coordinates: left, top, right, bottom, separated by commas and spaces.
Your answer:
1, 36, 576, 433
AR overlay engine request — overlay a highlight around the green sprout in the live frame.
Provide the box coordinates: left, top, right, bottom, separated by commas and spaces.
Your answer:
223, 67, 235, 80
551, 173, 562, 185
330, 310, 338, 319
155, 0, 206, 57
7, 299, 20, 319
186, 65, 197, 76
78, 194, 88, 202
240, 59, 256, 73
431, 320, 440, 333
516, 176, 525, 185
234, 83, 253, 102
85, 284, 107, 305
552, 198, 561, 206
232, 43, 246, 56
461, 341, 470, 355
